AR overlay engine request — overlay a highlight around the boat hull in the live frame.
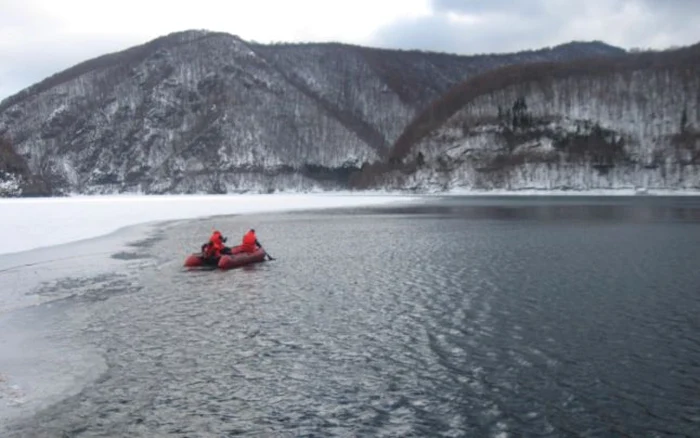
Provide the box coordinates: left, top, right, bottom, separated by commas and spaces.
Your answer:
183, 254, 219, 268
218, 247, 267, 270
184, 245, 267, 270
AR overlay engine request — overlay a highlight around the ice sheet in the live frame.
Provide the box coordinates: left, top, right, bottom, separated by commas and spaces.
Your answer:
0, 192, 415, 256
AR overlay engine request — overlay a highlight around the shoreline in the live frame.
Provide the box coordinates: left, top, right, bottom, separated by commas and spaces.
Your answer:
0, 192, 422, 314
438, 188, 700, 196
0, 192, 418, 257
3, 188, 698, 256
4, 186, 700, 200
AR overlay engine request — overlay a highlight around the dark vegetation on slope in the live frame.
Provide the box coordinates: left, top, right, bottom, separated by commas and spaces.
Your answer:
0, 30, 629, 195
0, 136, 50, 196
251, 40, 626, 110
355, 40, 626, 108
348, 43, 700, 188
0, 31, 233, 112
391, 43, 700, 161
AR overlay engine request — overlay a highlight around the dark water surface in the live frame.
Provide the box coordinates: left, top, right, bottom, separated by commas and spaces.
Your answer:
3, 196, 700, 437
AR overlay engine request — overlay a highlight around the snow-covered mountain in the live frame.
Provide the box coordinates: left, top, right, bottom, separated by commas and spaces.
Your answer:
0, 30, 627, 196
356, 43, 700, 192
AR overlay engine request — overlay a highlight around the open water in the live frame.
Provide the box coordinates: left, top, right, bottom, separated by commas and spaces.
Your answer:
1, 196, 699, 437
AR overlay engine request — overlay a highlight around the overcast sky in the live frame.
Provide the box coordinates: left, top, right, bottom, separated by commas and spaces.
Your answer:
2, 0, 700, 101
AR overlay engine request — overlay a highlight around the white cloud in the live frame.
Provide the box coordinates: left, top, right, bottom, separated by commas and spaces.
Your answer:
371, 0, 700, 55
3, 0, 431, 45
0, 0, 431, 100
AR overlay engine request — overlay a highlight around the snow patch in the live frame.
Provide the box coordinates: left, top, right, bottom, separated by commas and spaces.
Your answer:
47, 104, 66, 120
0, 173, 21, 197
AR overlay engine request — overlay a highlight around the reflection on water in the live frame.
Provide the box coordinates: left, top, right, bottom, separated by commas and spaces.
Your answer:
371, 196, 700, 223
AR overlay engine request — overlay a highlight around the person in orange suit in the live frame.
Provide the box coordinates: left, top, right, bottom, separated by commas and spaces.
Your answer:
239, 228, 261, 253
201, 230, 231, 258
227, 228, 275, 260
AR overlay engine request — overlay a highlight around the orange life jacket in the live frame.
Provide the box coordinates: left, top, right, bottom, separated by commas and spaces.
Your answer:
205, 231, 225, 256
242, 230, 257, 246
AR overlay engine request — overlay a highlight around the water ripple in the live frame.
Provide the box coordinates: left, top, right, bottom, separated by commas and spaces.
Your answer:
4, 202, 700, 437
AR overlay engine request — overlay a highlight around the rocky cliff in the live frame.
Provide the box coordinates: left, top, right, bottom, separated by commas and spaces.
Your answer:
0, 29, 625, 196
355, 43, 700, 192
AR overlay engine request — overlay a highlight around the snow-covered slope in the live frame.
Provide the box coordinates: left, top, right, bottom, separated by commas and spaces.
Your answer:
361, 44, 700, 192
0, 30, 625, 196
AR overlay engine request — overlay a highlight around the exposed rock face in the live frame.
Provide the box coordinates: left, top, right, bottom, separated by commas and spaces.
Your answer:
356, 44, 700, 192
0, 136, 49, 196
0, 29, 626, 196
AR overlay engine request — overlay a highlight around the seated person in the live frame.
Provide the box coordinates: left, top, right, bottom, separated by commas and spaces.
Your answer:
232, 228, 261, 254
201, 230, 231, 258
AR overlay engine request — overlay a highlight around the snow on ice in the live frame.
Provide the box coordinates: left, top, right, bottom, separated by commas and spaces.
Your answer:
0, 192, 415, 256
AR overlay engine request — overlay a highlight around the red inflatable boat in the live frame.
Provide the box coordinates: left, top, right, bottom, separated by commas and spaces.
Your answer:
184, 245, 268, 270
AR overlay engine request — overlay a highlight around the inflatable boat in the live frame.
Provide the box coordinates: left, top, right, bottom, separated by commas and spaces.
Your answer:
184, 245, 268, 270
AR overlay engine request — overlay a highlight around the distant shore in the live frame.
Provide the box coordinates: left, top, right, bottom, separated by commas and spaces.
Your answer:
437, 188, 700, 196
